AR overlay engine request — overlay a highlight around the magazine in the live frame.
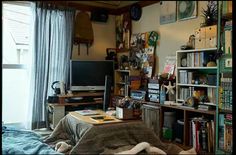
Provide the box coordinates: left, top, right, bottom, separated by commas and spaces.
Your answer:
76, 110, 99, 116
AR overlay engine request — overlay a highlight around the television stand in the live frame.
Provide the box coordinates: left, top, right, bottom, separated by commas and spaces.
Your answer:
48, 91, 104, 129
58, 91, 104, 104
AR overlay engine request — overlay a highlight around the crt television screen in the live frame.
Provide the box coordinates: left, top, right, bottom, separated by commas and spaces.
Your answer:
70, 60, 114, 91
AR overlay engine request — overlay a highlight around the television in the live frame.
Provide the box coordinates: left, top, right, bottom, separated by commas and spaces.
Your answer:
70, 60, 114, 91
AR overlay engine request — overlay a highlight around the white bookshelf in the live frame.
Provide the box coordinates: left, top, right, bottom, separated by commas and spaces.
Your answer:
176, 48, 218, 106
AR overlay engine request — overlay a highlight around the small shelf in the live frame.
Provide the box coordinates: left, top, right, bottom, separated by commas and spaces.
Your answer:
176, 83, 217, 88
116, 82, 127, 85
199, 102, 216, 106
115, 69, 131, 73
177, 67, 217, 70
176, 47, 217, 53
161, 104, 216, 115
222, 12, 232, 20
48, 101, 103, 106
219, 109, 232, 114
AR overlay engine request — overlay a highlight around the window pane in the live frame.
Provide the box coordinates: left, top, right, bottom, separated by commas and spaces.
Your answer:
2, 3, 30, 65
2, 69, 30, 124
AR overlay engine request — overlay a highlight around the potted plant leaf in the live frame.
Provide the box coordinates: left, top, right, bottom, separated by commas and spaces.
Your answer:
201, 1, 218, 27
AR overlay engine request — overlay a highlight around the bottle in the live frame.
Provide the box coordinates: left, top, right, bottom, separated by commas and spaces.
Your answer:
60, 81, 66, 95
160, 84, 166, 104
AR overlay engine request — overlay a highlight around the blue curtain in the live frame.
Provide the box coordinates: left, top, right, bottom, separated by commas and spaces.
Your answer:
28, 3, 75, 129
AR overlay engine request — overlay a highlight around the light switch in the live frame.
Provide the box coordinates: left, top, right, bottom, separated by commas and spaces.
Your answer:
225, 58, 232, 67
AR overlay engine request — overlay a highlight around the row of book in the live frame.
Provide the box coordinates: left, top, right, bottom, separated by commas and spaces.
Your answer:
184, 52, 213, 67
219, 75, 232, 111
178, 70, 217, 86
179, 87, 194, 101
179, 70, 193, 84
189, 117, 215, 153
179, 87, 216, 106
219, 113, 232, 152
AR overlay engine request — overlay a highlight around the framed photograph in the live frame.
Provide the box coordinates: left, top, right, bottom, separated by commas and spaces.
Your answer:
160, 1, 177, 25
106, 48, 117, 54
177, 1, 197, 21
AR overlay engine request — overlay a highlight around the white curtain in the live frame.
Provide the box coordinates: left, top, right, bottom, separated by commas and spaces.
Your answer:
25, 2, 75, 130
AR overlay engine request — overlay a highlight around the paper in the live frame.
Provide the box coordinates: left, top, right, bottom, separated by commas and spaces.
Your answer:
76, 110, 98, 116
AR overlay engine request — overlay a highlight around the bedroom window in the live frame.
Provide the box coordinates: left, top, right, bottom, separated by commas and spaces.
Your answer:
2, 2, 32, 125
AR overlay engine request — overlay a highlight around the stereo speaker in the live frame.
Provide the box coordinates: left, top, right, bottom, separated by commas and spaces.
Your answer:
91, 9, 108, 22
103, 75, 112, 111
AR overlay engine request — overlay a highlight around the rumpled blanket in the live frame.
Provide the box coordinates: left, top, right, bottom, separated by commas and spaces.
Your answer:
2, 125, 61, 155
44, 114, 183, 154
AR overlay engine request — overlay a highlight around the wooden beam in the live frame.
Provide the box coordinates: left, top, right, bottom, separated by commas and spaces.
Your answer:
38, 1, 160, 15
39, 1, 116, 14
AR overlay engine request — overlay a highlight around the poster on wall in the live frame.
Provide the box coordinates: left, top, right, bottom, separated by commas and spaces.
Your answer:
115, 12, 131, 52
160, 1, 176, 25
177, 1, 197, 21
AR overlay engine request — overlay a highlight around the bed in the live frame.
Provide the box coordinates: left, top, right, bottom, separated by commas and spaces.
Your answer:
2, 114, 195, 155
2, 125, 61, 155
43, 113, 189, 154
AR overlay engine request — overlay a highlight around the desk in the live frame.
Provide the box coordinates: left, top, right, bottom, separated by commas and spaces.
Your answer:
69, 110, 122, 125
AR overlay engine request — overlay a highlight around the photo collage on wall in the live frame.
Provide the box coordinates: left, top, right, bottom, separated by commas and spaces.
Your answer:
129, 31, 159, 78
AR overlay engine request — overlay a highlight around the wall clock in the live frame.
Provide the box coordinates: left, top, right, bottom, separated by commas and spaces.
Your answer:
130, 4, 142, 21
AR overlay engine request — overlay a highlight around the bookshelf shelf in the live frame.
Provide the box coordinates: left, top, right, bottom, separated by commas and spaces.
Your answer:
215, 1, 232, 154
177, 67, 217, 70
177, 83, 217, 88
176, 47, 217, 53
114, 69, 140, 96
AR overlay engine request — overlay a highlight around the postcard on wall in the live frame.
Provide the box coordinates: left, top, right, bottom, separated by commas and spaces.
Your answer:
177, 1, 197, 21
160, 1, 177, 25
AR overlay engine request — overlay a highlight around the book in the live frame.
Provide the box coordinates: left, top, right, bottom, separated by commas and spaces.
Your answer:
76, 110, 99, 116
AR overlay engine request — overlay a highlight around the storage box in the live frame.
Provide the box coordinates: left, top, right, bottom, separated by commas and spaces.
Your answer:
205, 37, 217, 48
195, 27, 206, 39
195, 38, 206, 49
116, 107, 141, 119
116, 107, 134, 119
205, 25, 217, 38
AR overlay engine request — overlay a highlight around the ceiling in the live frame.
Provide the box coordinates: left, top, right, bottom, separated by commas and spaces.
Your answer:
44, 1, 159, 15
71, 1, 139, 9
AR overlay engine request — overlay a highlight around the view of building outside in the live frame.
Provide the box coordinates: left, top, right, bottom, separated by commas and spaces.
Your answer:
2, 2, 32, 124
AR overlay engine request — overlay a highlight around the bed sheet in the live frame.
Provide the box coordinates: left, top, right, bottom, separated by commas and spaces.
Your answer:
2, 125, 62, 155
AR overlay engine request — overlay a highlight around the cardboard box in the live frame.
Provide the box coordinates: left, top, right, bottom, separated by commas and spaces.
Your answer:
205, 25, 217, 38
195, 38, 206, 49
195, 27, 206, 39
205, 37, 217, 48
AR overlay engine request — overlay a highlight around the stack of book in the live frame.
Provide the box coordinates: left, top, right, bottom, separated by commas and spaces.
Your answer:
220, 74, 232, 110
218, 113, 232, 152
224, 114, 232, 152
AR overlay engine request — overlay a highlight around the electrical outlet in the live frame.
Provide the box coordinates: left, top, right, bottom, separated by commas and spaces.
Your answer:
225, 59, 232, 67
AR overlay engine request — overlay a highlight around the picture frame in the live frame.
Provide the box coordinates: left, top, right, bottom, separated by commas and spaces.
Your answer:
177, 1, 197, 21
160, 1, 177, 25
106, 48, 117, 54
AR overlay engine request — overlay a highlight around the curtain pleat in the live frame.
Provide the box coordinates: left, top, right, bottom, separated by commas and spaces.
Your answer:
29, 4, 75, 129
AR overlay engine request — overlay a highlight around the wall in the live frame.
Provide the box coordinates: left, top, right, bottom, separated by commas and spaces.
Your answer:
71, 11, 116, 60
132, 1, 208, 74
